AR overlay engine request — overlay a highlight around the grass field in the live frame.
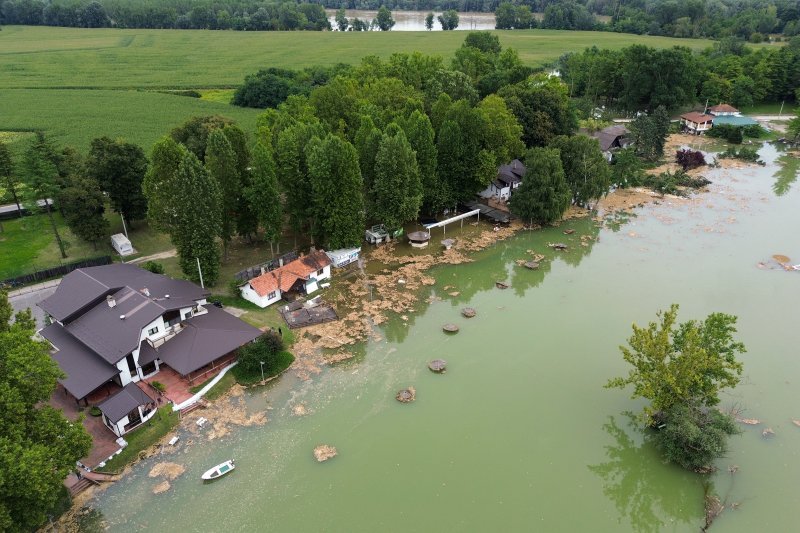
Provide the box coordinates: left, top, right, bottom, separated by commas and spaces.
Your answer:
0, 26, 721, 89
0, 26, 730, 151
0, 89, 262, 152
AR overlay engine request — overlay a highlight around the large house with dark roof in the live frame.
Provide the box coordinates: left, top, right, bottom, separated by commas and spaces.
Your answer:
240, 250, 331, 308
479, 159, 527, 201
38, 264, 261, 436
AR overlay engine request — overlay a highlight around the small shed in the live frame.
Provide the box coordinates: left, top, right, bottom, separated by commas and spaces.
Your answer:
111, 233, 134, 256
365, 224, 390, 244
326, 247, 361, 268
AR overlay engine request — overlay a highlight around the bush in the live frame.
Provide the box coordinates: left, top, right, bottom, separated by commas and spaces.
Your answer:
235, 331, 285, 378
676, 149, 706, 170
142, 261, 165, 274
229, 278, 243, 297
151, 381, 166, 393
655, 403, 740, 472
642, 169, 710, 196
742, 124, 767, 138
707, 124, 743, 144
172, 90, 202, 98
89, 406, 102, 417
719, 146, 764, 164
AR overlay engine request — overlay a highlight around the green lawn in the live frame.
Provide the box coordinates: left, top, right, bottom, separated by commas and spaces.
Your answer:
99, 407, 180, 472
189, 370, 237, 401
0, 89, 263, 152
0, 210, 173, 280
0, 26, 718, 90
739, 102, 798, 115
231, 351, 294, 385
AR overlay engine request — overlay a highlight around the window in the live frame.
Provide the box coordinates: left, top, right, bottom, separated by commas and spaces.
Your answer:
147, 326, 159, 336
317, 269, 324, 276
267, 291, 277, 299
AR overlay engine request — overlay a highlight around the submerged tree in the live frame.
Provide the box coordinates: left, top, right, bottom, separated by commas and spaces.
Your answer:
606, 304, 746, 471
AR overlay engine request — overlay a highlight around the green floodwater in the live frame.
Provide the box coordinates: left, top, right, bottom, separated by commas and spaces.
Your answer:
87, 143, 800, 532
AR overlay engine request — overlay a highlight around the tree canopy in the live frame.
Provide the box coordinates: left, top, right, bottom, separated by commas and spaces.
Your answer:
0, 291, 92, 532
509, 147, 571, 225
86, 136, 148, 223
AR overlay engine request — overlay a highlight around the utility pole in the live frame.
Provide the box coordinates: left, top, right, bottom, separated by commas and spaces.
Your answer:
196, 257, 205, 288
120, 211, 129, 239
779, 100, 785, 116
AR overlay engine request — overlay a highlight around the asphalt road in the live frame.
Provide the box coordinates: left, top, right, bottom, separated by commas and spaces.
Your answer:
9, 284, 58, 330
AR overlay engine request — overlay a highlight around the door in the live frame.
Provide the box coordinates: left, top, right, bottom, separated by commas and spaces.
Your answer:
125, 353, 137, 378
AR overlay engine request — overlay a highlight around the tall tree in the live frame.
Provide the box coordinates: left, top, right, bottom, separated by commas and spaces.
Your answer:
0, 141, 22, 217
205, 129, 240, 258
143, 136, 184, 233
276, 121, 326, 234
476, 94, 525, 165
170, 115, 234, 162
509, 147, 571, 225
499, 75, 578, 148
22, 133, 67, 258
60, 176, 108, 249
354, 116, 382, 202
305, 134, 365, 249
0, 291, 92, 533
171, 149, 222, 286
86, 137, 148, 224
425, 12, 434, 31
374, 5, 395, 31
550, 135, 612, 207
438, 9, 459, 30
629, 106, 670, 162
246, 140, 283, 255
399, 110, 442, 214
222, 125, 257, 239
371, 125, 422, 230
335, 7, 348, 31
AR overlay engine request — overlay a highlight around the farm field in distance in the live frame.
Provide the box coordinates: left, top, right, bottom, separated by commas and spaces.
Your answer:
0, 26, 720, 89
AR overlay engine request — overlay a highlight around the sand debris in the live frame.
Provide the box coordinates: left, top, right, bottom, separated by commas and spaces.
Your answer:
736, 417, 760, 425
152, 480, 171, 494
313, 445, 337, 462
325, 350, 356, 364
148, 462, 185, 480
292, 403, 309, 417
773, 254, 791, 264
762, 427, 775, 438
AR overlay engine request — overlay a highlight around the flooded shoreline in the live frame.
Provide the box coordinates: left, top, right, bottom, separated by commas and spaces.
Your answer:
57, 136, 800, 532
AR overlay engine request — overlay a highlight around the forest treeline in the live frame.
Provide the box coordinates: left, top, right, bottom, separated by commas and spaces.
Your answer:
2, 0, 800, 41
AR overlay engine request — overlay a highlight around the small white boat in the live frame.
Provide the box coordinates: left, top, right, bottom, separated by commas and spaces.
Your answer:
201, 459, 235, 481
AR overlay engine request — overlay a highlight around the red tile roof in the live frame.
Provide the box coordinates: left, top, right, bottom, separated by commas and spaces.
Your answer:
709, 104, 738, 113
680, 112, 714, 124
247, 250, 331, 297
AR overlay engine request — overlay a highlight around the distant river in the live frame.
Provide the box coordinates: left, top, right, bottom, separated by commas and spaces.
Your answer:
325, 9, 496, 31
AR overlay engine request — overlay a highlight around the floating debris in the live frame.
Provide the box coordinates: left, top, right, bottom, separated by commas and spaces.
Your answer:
442, 323, 459, 333
548, 243, 568, 250
428, 359, 447, 373
762, 427, 775, 438
792, 419, 800, 428
448, 291, 460, 297
523, 261, 539, 270
152, 480, 171, 494
313, 445, 338, 462
563, 229, 575, 235
495, 281, 509, 289
461, 307, 476, 318
292, 403, 309, 417
773, 254, 791, 264
396, 387, 416, 403
728, 465, 739, 474
442, 238, 455, 250
736, 417, 760, 425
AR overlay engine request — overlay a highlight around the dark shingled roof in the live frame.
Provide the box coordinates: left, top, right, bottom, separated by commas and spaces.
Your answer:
496, 159, 526, 186
40, 263, 208, 323
154, 306, 262, 376
593, 125, 630, 152
64, 287, 164, 365
97, 383, 155, 424
40, 323, 118, 400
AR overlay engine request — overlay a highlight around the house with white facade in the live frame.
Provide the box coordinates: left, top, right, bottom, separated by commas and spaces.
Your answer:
240, 250, 332, 308
38, 264, 261, 436
680, 112, 714, 134
479, 159, 526, 201
592, 125, 631, 161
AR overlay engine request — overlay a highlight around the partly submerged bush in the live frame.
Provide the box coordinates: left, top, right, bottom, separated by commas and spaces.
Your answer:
655, 403, 740, 472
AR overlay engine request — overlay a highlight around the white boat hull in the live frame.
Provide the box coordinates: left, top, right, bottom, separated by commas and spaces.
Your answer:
201, 460, 235, 480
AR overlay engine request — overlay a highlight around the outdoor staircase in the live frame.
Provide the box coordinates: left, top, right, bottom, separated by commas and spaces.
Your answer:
179, 398, 209, 417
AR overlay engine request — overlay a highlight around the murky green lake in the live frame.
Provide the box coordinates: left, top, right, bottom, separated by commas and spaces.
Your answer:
88, 144, 799, 532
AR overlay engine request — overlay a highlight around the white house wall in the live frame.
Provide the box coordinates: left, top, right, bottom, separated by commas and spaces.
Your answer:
240, 283, 283, 308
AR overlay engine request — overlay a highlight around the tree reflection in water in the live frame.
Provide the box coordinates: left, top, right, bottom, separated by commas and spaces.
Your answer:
589, 414, 704, 533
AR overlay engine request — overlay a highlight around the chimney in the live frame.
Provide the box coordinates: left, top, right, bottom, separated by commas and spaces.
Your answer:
165, 294, 170, 299
279, 258, 284, 267
260, 267, 266, 275
119, 314, 126, 320
107, 295, 116, 308
141, 287, 150, 297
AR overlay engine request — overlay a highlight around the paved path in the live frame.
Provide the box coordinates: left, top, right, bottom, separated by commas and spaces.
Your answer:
8, 279, 60, 330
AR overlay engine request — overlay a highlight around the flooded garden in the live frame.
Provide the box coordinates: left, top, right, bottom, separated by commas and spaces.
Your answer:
75, 140, 799, 532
